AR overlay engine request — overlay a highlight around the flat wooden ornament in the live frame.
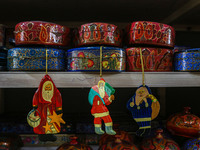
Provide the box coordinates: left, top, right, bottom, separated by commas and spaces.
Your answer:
127, 85, 160, 136
27, 74, 65, 135
88, 78, 116, 135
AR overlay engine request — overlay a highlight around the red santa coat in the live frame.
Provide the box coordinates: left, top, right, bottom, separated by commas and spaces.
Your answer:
32, 74, 63, 134
91, 85, 113, 126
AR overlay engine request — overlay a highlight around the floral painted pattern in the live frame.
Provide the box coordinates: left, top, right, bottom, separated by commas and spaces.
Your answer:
15, 21, 70, 46
126, 21, 175, 48
66, 47, 125, 72
74, 22, 121, 47
174, 50, 200, 71
7, 48, 65, 71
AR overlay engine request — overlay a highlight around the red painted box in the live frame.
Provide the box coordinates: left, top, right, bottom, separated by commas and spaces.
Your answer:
126, 21, 175, 48
74, 22, 122, 47
14, 21, 70, 46
166, 107, 200, 138
140, 129, 180, 150
126, 47, 173, 72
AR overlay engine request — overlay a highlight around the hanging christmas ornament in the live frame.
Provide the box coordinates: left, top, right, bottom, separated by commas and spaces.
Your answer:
27, 49, 65, 141
127, 48, 160, 137
88, 46, 116, 135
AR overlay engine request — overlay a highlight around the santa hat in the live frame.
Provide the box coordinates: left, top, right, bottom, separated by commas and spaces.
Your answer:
100, 78, 106, 82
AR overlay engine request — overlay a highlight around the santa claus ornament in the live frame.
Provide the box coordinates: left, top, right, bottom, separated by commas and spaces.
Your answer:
127, 48, 160, 137
27, 49, 65, 141
88, 78, 116, 135
88, 46, 116, 135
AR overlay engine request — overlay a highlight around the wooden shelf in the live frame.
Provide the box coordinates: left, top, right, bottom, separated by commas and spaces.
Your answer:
0, 72, 200, 88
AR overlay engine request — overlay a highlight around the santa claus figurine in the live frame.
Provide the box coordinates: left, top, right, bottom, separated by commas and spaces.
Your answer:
127, 85, 160, 137
27, 74, 65, 141
88, 78, 116, 135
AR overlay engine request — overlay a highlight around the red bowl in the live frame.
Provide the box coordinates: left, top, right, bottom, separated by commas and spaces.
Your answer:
14, 21, 70, 46
126, 21, 175, 48
126, 47, 173, 72
140, 129, 180, 150
74, 22, 122, 47
166, 107, 200, 138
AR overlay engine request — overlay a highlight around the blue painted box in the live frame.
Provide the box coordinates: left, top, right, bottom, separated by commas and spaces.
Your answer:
174, 48, 200, 71
0, 48, 7, 71
7, 47, 65, 71
66, 46, 126, 72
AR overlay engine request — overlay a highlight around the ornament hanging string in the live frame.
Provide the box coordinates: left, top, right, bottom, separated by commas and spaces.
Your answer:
139, 48, 145, 86
100, 46, 103, 77
46, 49, 48, 74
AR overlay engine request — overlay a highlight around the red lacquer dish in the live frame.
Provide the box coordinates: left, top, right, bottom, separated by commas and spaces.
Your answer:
166, 107, 200, 138
99, 135, 138, 150
15, 21, 70, 46
140, 129, 180, 150
126, 21, 175, 48
99, 124, 134, 146
57, 136, 93, 150
74, 22, 122, 47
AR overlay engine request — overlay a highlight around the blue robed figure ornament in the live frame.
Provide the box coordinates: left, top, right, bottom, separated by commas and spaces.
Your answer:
127, 85, 160, 137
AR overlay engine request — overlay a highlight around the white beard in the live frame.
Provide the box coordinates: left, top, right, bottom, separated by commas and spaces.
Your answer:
42, 90, 53, 102
99, 87, 105, 98
42, 81, 54, 102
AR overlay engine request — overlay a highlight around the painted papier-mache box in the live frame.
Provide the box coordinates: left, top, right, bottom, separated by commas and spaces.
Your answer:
174, 48, 200, 71
14, 21, 71, 47
66, 46, 125, 72
7, 47, 65, 71
126, 47, 173, 72
74, 22, 122, 47
125, 21, 175, 48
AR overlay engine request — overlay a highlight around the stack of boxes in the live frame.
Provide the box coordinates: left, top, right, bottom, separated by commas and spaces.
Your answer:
66, 22, 126, 72
7, 21, 71, 71
124, 21, 175, 72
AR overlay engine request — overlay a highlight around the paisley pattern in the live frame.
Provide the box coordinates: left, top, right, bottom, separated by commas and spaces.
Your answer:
174, 49, 200, 71
57, 136, 92, 150
166, 107, 200, 138
99, 130, 134, 146
74, 22, 121, 47
15, 21, 70, 46
140, 129, 180, 150
183, 137, 200, 150
99, 142, 138, 150
126, 21, 175, 48
7, 48, 65, 71
66, 47, 125, 71
126, 47, 173, 71
141, 138, 180, 150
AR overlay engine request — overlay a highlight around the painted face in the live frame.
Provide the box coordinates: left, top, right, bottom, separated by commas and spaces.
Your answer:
98, 80, 105, 98
45, 84, 52, 91
136, 87, 149, 98
42, 81, 54, 102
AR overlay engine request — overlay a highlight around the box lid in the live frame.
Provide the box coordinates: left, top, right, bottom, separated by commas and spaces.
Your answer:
15, 21, 70, 34
126, 21, 175, 34
175, 48, 200, 53
79, 22, 118, 33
